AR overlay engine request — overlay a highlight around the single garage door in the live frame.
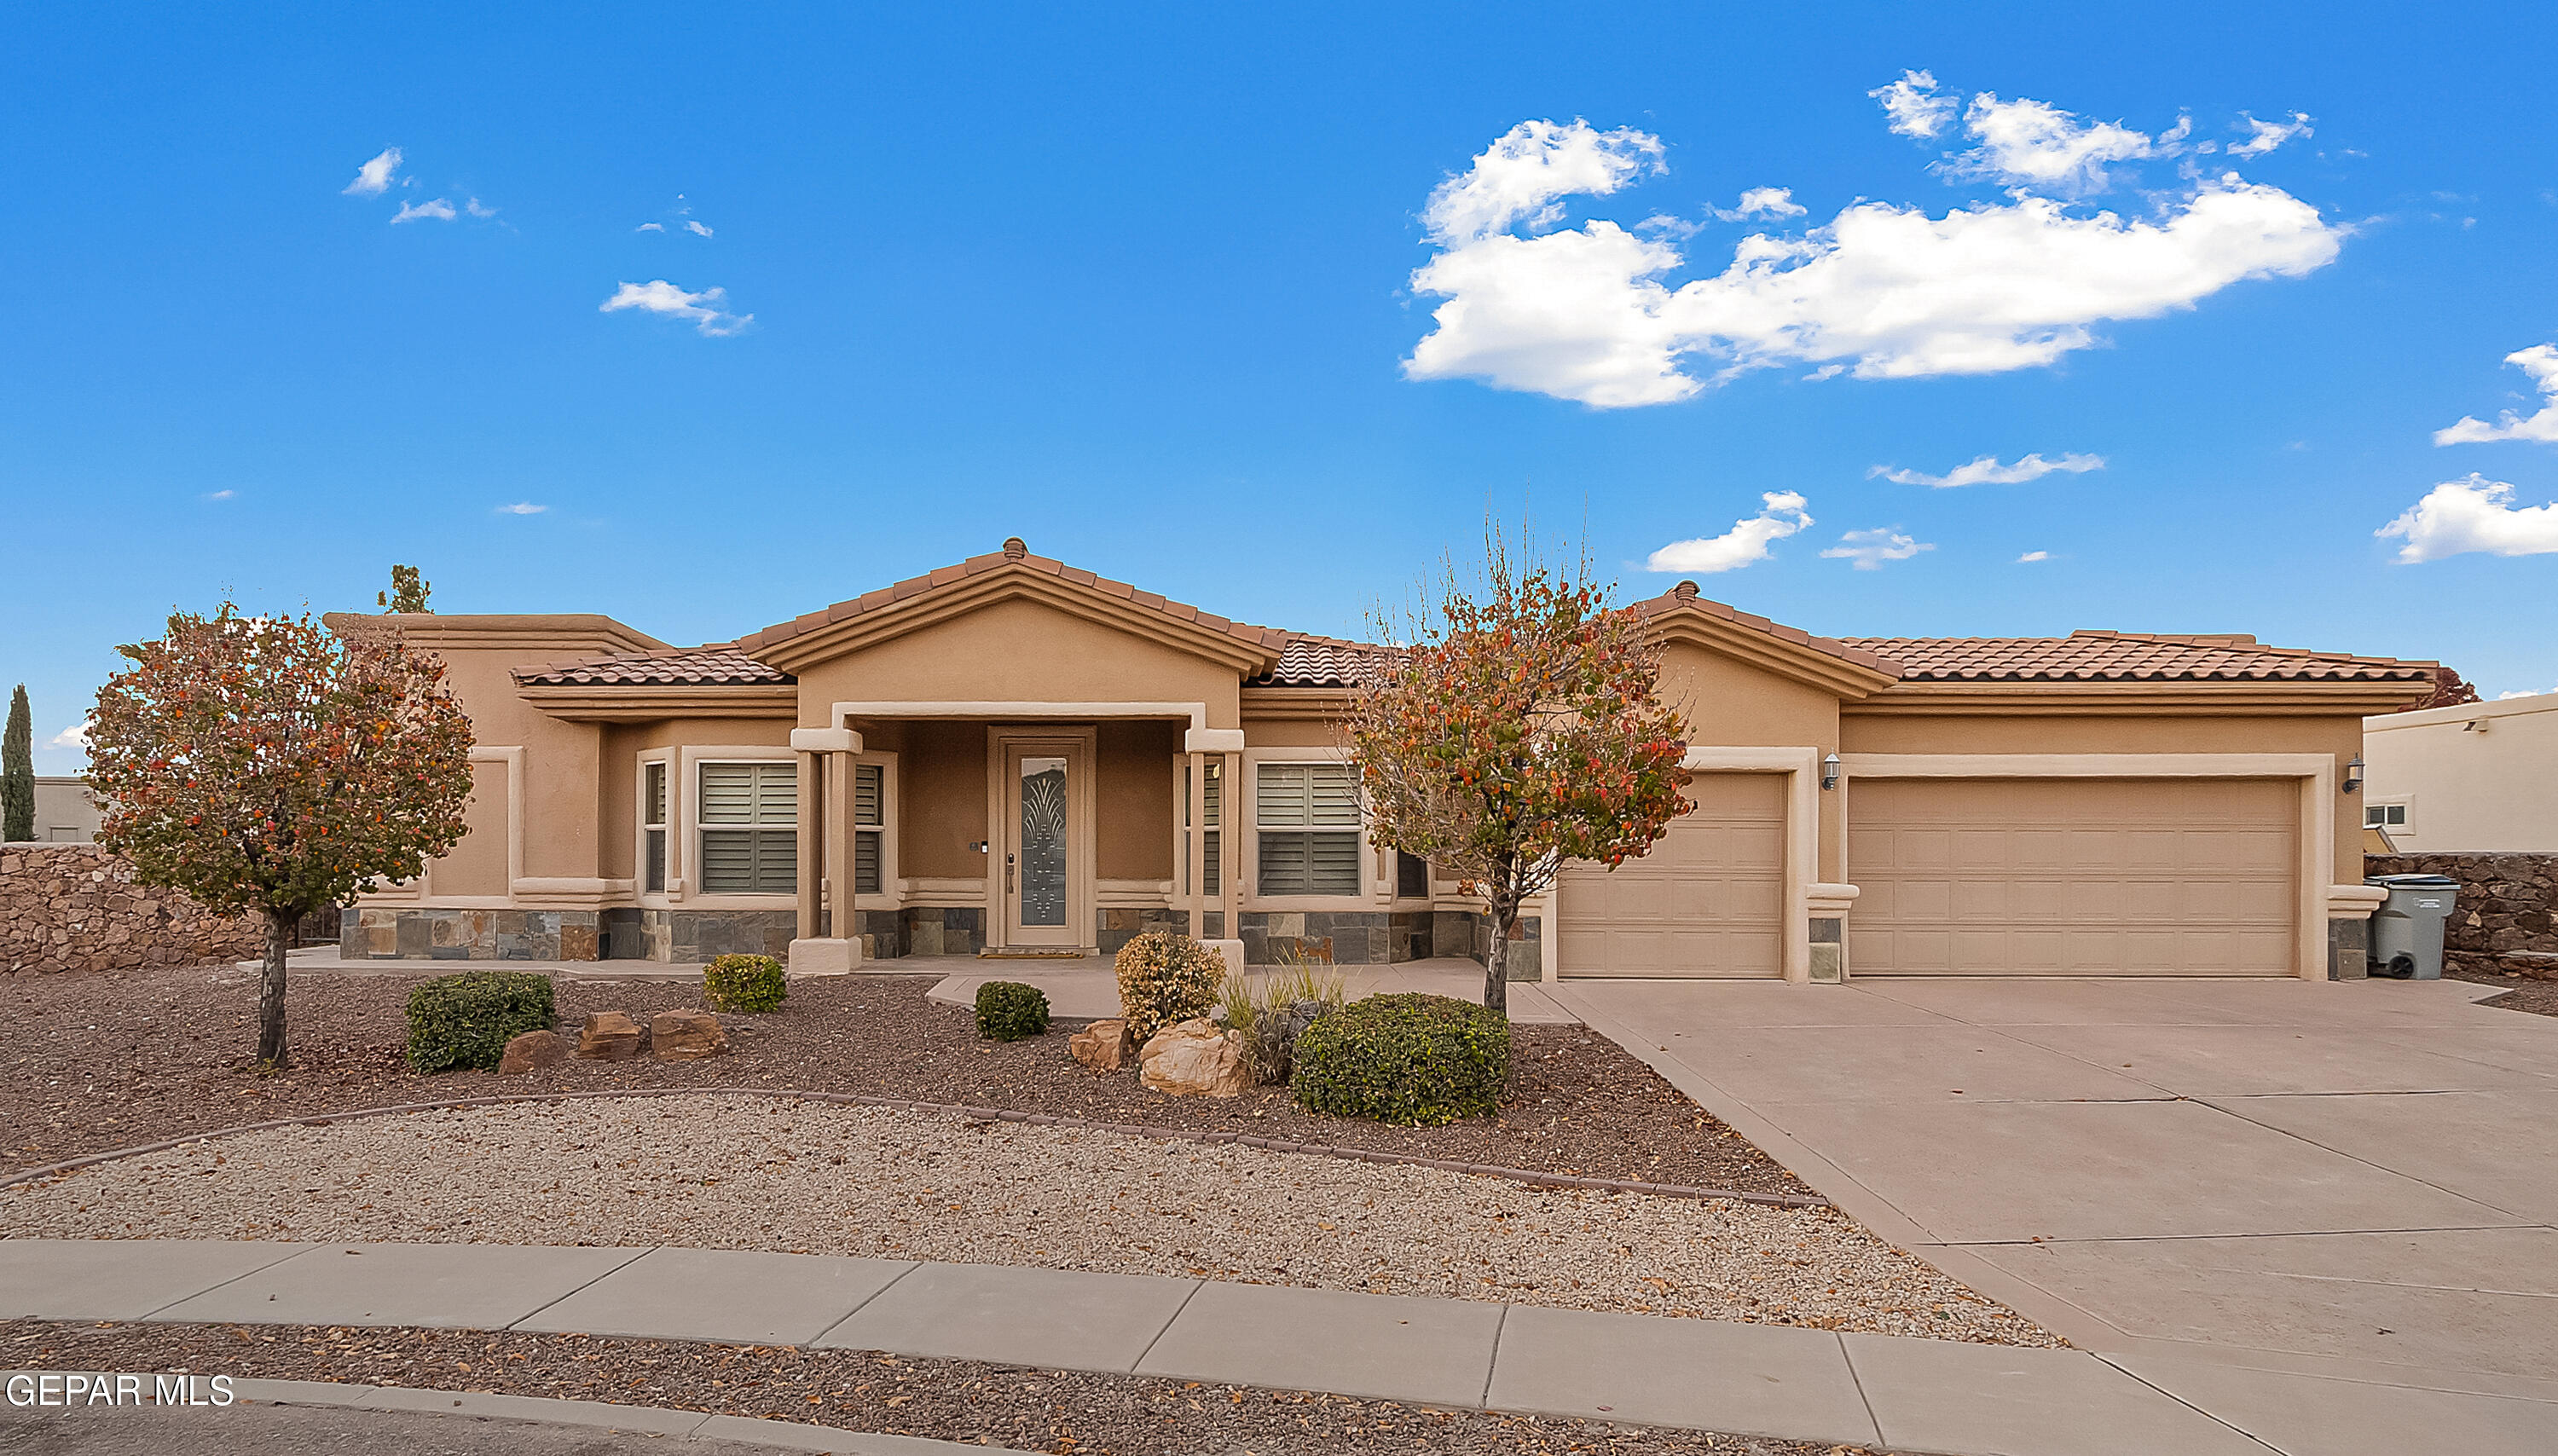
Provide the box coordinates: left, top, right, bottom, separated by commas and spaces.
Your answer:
1849, 777, 2298, 976
1557, 771, 1785, 978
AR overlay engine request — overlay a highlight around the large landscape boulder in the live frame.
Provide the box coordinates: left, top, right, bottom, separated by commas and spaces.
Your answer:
575, 1011, 647, 1061
1137, 1017, 1251, 1098
496, 1030, 567, 1075
651, 1008, 729, 1060
1068, 1018, 1136, 1072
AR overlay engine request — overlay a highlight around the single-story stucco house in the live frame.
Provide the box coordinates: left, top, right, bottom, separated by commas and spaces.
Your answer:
327, 537, 2442, 983
2362, 690, 2558, 852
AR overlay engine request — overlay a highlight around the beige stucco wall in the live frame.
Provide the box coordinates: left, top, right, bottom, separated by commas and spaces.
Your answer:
596, 719, 794, 881
2364, 695, 2558, 852
435, 759, 512, 896
1656, 642, 1847, 881
1842, 710, 2369, 883
792, 598, 1245, 730
1098, 720, 1178, 881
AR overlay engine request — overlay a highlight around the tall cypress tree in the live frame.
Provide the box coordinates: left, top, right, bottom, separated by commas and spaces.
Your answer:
2, 685, 33, 843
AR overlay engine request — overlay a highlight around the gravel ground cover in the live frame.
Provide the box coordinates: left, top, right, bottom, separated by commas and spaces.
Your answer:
0, 1319, 1897, 1455
3, 1096, 2054, 1344
3, 965, 1804, 1195
2448, 968, 2558, 1017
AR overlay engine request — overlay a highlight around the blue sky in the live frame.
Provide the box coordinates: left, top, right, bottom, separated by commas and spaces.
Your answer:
7, 3, 2557, 771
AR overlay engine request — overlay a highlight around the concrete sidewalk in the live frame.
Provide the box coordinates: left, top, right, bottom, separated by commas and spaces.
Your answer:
9, 1238, 2528, 1456
1554, 976, 2558, 1456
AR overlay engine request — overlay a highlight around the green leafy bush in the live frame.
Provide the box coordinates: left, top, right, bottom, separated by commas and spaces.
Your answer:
703, 953, 788, 1013
406, 971, 557, 1073
975, 980, 1051, 1041
1290, 993, 1510, 1126
1112, 930, 1226, 1042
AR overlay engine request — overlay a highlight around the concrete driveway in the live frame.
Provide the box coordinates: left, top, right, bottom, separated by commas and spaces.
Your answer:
1554, 975, 2558, 1452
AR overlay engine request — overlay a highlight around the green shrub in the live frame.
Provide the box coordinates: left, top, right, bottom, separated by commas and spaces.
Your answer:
1290, 993, 1510, 1126
975, 980, 1051, 1041
1112, 929, 1226, 1042
703, 953, 788, 1013
406, 971, 557, 1073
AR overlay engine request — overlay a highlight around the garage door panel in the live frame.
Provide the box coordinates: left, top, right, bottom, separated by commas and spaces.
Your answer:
1852, 777, 2296, 977
1559, 771, 1786, 978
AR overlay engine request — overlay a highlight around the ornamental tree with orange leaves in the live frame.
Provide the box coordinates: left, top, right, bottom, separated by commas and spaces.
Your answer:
1343, 535, 1688, 1016
86, 605, 474, 1067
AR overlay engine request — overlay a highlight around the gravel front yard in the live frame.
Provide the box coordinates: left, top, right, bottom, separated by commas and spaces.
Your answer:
2450, 968, 2558, 1017
3, 965, 1803, 1196
0, 1319, 1895, 1455
3, 1095, 2055, 1345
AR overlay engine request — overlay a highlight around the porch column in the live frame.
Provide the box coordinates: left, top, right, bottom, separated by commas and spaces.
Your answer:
1184, 729, 1247, 977
792, 748, 822, 943
1184, 749, 1207, 939
1221, 748, 1243, 929
785, 727, 863, 975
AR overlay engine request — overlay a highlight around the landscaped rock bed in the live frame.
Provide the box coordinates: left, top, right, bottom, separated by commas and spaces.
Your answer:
0, 1318, 1894, 1455
2450, 967, 2558, 1018
3, 1095, 2057, 1346
2, 965, 1805, 1195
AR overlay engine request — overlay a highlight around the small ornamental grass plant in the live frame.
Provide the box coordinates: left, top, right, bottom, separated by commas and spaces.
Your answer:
975, 980, 1051, 1041
406, 971, 556, 1074
1290, 992, 1510, 1127
1112, 929, 1225, 1042
1215, 955, 1348, 1085
702, 953, 788, 1013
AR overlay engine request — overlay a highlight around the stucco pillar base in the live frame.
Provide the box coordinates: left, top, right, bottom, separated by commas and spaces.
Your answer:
787, 938, 861, 977
1200, 939, 1245, 980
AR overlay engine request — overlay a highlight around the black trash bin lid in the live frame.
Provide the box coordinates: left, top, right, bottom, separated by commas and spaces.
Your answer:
2365, 874, 2461, 889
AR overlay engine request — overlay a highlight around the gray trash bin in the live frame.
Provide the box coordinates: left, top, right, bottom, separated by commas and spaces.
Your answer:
2365, 874, 2459, 979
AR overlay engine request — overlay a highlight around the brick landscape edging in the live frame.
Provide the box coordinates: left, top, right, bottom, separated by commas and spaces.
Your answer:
0, 1084, 1830, 1210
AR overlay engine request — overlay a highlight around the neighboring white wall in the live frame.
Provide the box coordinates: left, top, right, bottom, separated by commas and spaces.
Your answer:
2363, 696, 2558, 852
32, 777, 100, 843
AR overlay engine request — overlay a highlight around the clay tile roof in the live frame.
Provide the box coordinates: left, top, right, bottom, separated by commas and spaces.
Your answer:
1842, 630, 2439, 684
514, 643, 793, 688
732, 541, 1293, 656
1630, 588, 1904, 677
1246, 635, 1402, 688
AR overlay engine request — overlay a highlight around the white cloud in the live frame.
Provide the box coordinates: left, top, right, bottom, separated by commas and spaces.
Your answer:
495, 502, 547, 515
599, 280, 754, 337
637, 222, 666, 233
392, 197, 458, 224
1951, 94, 2154, 196
685, 220, 714, 238
1403, 91, 2346, 408
1712, 187, 1807, 222
2376, 475, 2558, 563
202, 488, 234, 501
343, 147, 403, 197
1872, 451, 2105, 488
2229, 112, 2314, 159
1644, 492, 1813, 573
465, 198, 498, 218
1870, 70, 1957, 139
2498, 687, 2547, 700
49, 719, 89, 750
1421, 118, 1664, 245
1822, 528, 1934, 569
2434, 344, 2558, 445
2016, 550, 2052, 563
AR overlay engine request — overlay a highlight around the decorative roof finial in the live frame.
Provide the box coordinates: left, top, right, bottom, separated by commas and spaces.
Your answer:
1001, 536, 1027, 560
1672, 580, 1700, 600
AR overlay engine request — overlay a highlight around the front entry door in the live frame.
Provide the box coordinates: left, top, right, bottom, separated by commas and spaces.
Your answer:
1001, 737, 1087, 949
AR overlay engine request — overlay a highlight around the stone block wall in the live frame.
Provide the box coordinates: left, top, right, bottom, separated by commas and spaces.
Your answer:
899, 905, 983, 957
2, 845, 268, 974
2367, 852, 2558, 976
1098, 905, 1186, 956
342, 907, 601, 962
1239, 909, 1438, 967
1432, 910, 1542, 981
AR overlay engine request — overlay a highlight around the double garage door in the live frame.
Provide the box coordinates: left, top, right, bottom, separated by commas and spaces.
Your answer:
1558, 774, 2299, 978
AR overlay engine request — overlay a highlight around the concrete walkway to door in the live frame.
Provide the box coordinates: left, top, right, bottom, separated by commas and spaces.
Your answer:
1553, 975, 2558, 1455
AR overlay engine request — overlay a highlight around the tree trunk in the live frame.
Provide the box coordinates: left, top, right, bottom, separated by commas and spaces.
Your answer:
258, 910, 292, 1069
1482, 898, 1511, 1018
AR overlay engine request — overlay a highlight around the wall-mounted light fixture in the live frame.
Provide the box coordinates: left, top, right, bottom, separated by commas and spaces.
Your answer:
1820, 752, 1841, 791
2342, 754, 2364, 794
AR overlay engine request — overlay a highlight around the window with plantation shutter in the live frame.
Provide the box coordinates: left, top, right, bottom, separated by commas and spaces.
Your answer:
697, 761, 796, 895
1181, 760, 1224, 896
1255, 762, 1361, 896
854, 762, 883, 897
642, 760, 668, 894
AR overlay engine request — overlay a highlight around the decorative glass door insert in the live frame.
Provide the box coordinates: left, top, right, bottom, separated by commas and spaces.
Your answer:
1016, 755, 1068, 928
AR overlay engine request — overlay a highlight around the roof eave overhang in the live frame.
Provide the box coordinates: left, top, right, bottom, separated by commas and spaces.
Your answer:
1646, 613, 1902, 701
1849, 679, 2441, 716
739, 569, 1282, 679
323, 612, 668, 657
518, 684, 800, 722
1239, 685, 1354, 719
